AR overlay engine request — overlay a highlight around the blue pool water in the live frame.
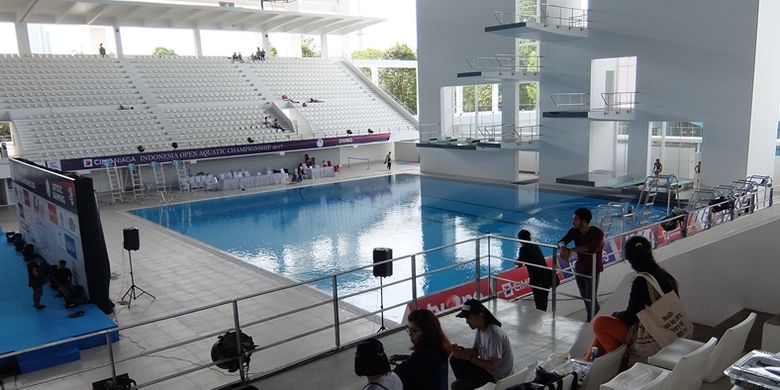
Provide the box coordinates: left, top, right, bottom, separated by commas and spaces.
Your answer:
130, 174, 661, 316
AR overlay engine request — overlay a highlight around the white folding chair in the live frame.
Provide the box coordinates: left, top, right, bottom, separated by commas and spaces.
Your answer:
580, 345, 626, 390
648, 312, 756, 383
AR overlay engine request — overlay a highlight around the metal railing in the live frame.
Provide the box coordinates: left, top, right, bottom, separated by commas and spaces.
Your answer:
466, 54, 542, 74
601, 92, 637, 113
551, 92, 590, 108
474, 124, 541, 144
4, 182, 778, 389
495, 5, 589, 29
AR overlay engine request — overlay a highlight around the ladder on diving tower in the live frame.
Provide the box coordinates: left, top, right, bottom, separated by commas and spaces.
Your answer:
127, 163, 145, 200
104, 159, 124, 204
173, 160, 189, 192
150, 161, 169, 203
636, 174, 680, 225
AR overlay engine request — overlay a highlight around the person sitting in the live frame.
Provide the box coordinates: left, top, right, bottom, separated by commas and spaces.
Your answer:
237, 52, 244, 63
346, 129, 353, 135
231, 52, 239, 62
53, 259, 73, 298
272, 118, 279, 129
302, 102, 308, 108
367, 128, 374, 134
390, 309, 451, 390
355, 338, 403, 390
450, 299, 514, 390
585, 236, 680, 361
309, 97, 323, 103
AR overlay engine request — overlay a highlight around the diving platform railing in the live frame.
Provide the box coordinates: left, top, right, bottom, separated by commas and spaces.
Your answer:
495, 4, 589, 29
551, 92, 589, 108
3, 182, 777, 390
466, 54, 542, 74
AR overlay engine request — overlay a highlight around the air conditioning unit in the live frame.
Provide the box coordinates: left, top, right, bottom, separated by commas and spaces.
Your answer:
218, 2, 235, 8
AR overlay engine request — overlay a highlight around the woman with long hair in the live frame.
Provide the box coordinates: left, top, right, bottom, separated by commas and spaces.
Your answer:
390, 308, 452, 390
586, 236, 679, 359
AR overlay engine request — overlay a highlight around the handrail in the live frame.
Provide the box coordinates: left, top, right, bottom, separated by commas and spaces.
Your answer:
466, 54, 542, 74
6, 180, 778, 389
601, 92, 637, 111
551, 92, 589, 107
494, 5, 589, 29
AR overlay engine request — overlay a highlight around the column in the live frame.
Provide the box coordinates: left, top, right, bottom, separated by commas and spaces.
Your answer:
501, 81, 519, 142
320, 33, 329, 58
441, 87, 454, 136
370, 65, 379, 85
193, 28, 203, 58
262, 31, 271, 52
113, 26, 124, 58
15, 23, 31, 55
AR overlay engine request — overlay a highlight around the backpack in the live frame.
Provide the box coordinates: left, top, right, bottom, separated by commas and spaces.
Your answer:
507, 366, 578, 390
210, 331, 255, 373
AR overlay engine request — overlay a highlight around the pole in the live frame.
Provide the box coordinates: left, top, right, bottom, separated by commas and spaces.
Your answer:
332, 275, 341, 347
591, 252, 597, 321
551, 247, 558, 316
410, 255, 417, 310
232, 300, 246, 383
105, 331, 117, 386
378, 277, 386, 332
474, 238, 481, 299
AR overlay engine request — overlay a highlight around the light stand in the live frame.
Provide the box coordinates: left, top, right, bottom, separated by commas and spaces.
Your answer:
378, 276, 386, 332
120, 249, 155, 307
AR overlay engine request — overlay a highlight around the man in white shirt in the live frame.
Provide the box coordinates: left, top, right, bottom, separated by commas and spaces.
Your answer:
450, 299, 514, 390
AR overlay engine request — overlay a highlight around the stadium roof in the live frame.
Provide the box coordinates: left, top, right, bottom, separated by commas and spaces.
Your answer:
0, 0, 383, 35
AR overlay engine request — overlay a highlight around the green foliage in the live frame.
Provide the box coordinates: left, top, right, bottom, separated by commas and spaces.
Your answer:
462, 84, 494, 112
301, 37, 319, 57
360, 67, 372, 78
152, 47, 176, 56
270, 47, 278, 57
352, 48, 384, 60
0, 123, 10, 140
382, 43, 416, 60
519, 82, 537, 111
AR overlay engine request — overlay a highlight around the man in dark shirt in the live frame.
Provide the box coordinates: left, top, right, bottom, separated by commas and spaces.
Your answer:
54, 259, 73, 298
517, 230, 554, 311
27, 260, 46, 309
558, 208, 604, 322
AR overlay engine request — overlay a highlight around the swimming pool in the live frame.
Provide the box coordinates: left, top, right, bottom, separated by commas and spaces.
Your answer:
130, 174, 661, 318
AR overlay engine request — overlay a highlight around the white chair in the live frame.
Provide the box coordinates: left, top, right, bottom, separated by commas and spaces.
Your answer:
648, 312, 755, 383
601, 337, 717, 390
580, 345, 626, 390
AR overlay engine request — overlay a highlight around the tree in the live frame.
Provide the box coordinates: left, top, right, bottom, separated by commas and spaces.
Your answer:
517, 41, 538, 110
462, 84, 493, 112
351, 48, 383, 60
378, 43, 417, 114
269, 47, 278, 57
152, 47, 176, 56
360, 67, 372, 78
301, 37, 319, 57
0, 123, 10, 140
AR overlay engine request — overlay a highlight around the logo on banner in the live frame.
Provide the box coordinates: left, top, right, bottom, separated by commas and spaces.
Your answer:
83, 159, 93, 168
48, 203, 59, 224
316, 138, 324, 148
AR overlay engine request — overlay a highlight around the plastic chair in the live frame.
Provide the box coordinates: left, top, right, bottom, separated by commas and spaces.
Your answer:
581, 345, 626, 390
475, 362, 536, 390
601, 337, 716, 390
648, 312, 755, 382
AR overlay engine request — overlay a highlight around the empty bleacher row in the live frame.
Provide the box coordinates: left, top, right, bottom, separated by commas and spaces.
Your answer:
167, 105, 288, 147
0, 54, 142, 109
13, 109, 169, 161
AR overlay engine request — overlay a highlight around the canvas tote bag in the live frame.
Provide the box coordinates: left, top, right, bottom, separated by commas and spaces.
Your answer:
635, 272, 694, 347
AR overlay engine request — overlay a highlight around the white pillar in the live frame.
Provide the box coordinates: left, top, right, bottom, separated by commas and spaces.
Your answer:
320, 33, 329, 58
193, 28, 203, 58
113, 26, 124, 58
441, 86, 455, 136
262, 31, 271, 52
501, 81, 519, 141
370, 65, 379, 85
15, 23, 31, 55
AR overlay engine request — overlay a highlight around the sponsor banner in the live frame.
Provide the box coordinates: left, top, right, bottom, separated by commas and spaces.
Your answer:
58, 133, 391, 171
10, 159, 77, 213
411, 278, 492, 316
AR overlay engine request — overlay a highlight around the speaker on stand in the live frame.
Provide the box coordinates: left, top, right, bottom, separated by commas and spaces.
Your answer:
120, 228, 155, 307
373, 248, 393, 332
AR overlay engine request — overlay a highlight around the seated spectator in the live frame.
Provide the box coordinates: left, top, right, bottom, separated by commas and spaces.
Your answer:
309, 98, 323, 103
231, 52, 238, 62
302, 102, 308, 108
53, 260, 73, 298
272, 118, 279, 128
390, 309, 451, 390
326, 160, 332, 167
262, 116, 270, 128
355, 338, 403, 390
368, 128, 374, 134
585, 236, 681, 362
450, 299, 514, 390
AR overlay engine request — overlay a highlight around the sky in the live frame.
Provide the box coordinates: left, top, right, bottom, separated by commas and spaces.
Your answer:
0, 0, 417, 56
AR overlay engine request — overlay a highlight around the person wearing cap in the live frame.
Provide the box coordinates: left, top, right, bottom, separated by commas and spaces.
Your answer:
450, 299, 513, 390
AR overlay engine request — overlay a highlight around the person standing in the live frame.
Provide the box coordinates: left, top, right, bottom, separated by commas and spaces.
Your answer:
384, 152, 392, 170
450, 299, 513, 390
559, 208, 605, 322
694, 161, 701, 188
98, 43, 106, 58
652, 158, 663, 176
391, 309, 451, 390
517, 230, 554, 311
27, 260, 46, 310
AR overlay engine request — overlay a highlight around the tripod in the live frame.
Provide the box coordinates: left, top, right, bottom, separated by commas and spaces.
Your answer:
377, 277, 386, 332
120, 249, 155, 307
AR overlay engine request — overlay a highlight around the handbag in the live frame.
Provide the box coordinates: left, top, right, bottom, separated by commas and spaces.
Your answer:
624, 320, 661, 368
634, 272, 694, 347
507, 366, 578, 390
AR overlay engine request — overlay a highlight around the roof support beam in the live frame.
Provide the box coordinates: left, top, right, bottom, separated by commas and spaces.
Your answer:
270, 16, 319, 33
17, 0, 40, 23
85, 4, 110, 25
56, 2, 77, 24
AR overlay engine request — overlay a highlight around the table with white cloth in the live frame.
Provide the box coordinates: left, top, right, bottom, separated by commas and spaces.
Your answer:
310, 166, 336, 179
219, 172, 288, 191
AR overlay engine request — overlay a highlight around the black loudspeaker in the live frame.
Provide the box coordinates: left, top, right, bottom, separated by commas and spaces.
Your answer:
123, 228, 139, 251
372, 247, 393, 278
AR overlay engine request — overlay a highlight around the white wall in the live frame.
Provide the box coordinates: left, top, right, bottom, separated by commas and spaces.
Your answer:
589, 121, 617, 171
420, 147, 519, 182
394, 141, 420, 163
338, 142, 392, 167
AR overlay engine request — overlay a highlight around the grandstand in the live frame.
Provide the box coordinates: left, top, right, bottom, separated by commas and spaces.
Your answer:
0, 55, 416, 167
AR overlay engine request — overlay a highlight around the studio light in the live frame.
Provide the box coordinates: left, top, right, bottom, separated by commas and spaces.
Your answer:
171, 142, 178, 149
247, 137, 254, 143
137, 145, 145, 153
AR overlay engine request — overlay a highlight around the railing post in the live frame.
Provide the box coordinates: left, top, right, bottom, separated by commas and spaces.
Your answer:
551, 248, 558, 316
331, 275, 341, 348
231, 300, 246, 382
105, 331, 117, 385
411, 255, 418, 310
591, 252, 598, 321
475, 238, 481, 299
